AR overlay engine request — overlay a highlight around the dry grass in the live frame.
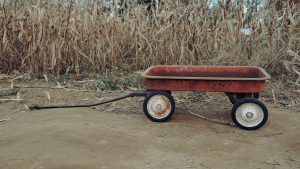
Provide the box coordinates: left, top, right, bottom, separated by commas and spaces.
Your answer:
0, 0, 299, 81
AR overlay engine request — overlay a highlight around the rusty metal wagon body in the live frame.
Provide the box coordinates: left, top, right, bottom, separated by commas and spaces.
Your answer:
142, 65, 270, 93
141, 65, 271, 130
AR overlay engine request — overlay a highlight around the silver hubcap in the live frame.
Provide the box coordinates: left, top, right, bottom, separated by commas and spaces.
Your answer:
147, 95, 172, 119
236, 103, 264, 127
246, 112, 254, 119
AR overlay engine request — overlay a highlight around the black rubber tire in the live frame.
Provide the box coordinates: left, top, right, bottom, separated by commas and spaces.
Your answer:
229, 93, 260, 105
143, 91, 175, 122
147, 90, 171, 95
231, 97, 268, 130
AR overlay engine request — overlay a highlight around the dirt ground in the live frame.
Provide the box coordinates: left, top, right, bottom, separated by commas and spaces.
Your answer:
0, 81, 299, 169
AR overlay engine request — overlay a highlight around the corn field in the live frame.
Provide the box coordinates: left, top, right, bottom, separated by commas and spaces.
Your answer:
0, 0, 299, 80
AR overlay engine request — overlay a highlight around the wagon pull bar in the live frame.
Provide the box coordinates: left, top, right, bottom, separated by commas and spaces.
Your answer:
29, 91, 149, 110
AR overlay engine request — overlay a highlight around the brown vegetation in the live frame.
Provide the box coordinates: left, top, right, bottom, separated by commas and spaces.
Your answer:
0, 0, 299, 81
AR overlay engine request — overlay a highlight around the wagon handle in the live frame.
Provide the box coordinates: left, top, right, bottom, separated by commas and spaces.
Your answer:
29, 91, 149, 110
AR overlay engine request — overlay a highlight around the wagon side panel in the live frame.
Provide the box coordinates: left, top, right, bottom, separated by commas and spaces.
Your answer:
144, 79, 266, 93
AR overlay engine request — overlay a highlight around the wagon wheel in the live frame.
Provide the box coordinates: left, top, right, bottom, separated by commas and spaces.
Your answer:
227, 92, 259, 105
143, 91, 175, 122
231, 97, 268, 130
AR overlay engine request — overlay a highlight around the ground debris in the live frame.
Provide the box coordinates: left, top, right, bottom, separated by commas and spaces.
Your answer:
257, 132, 283, 138
266, 160, 280, 166
188, 110, 235, 126
0, 118, 11, 123
0, 87, 20, 97
287, 157, 300, 163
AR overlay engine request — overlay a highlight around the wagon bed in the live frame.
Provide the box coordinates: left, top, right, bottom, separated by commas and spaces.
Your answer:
142, 65, 271, 93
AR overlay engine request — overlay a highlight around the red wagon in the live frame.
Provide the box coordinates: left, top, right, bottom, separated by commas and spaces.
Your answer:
141, 65, 271, 130
30, 65, 271, 130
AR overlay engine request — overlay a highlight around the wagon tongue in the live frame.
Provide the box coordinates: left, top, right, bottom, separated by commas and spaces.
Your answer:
29, 91, 149, 110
